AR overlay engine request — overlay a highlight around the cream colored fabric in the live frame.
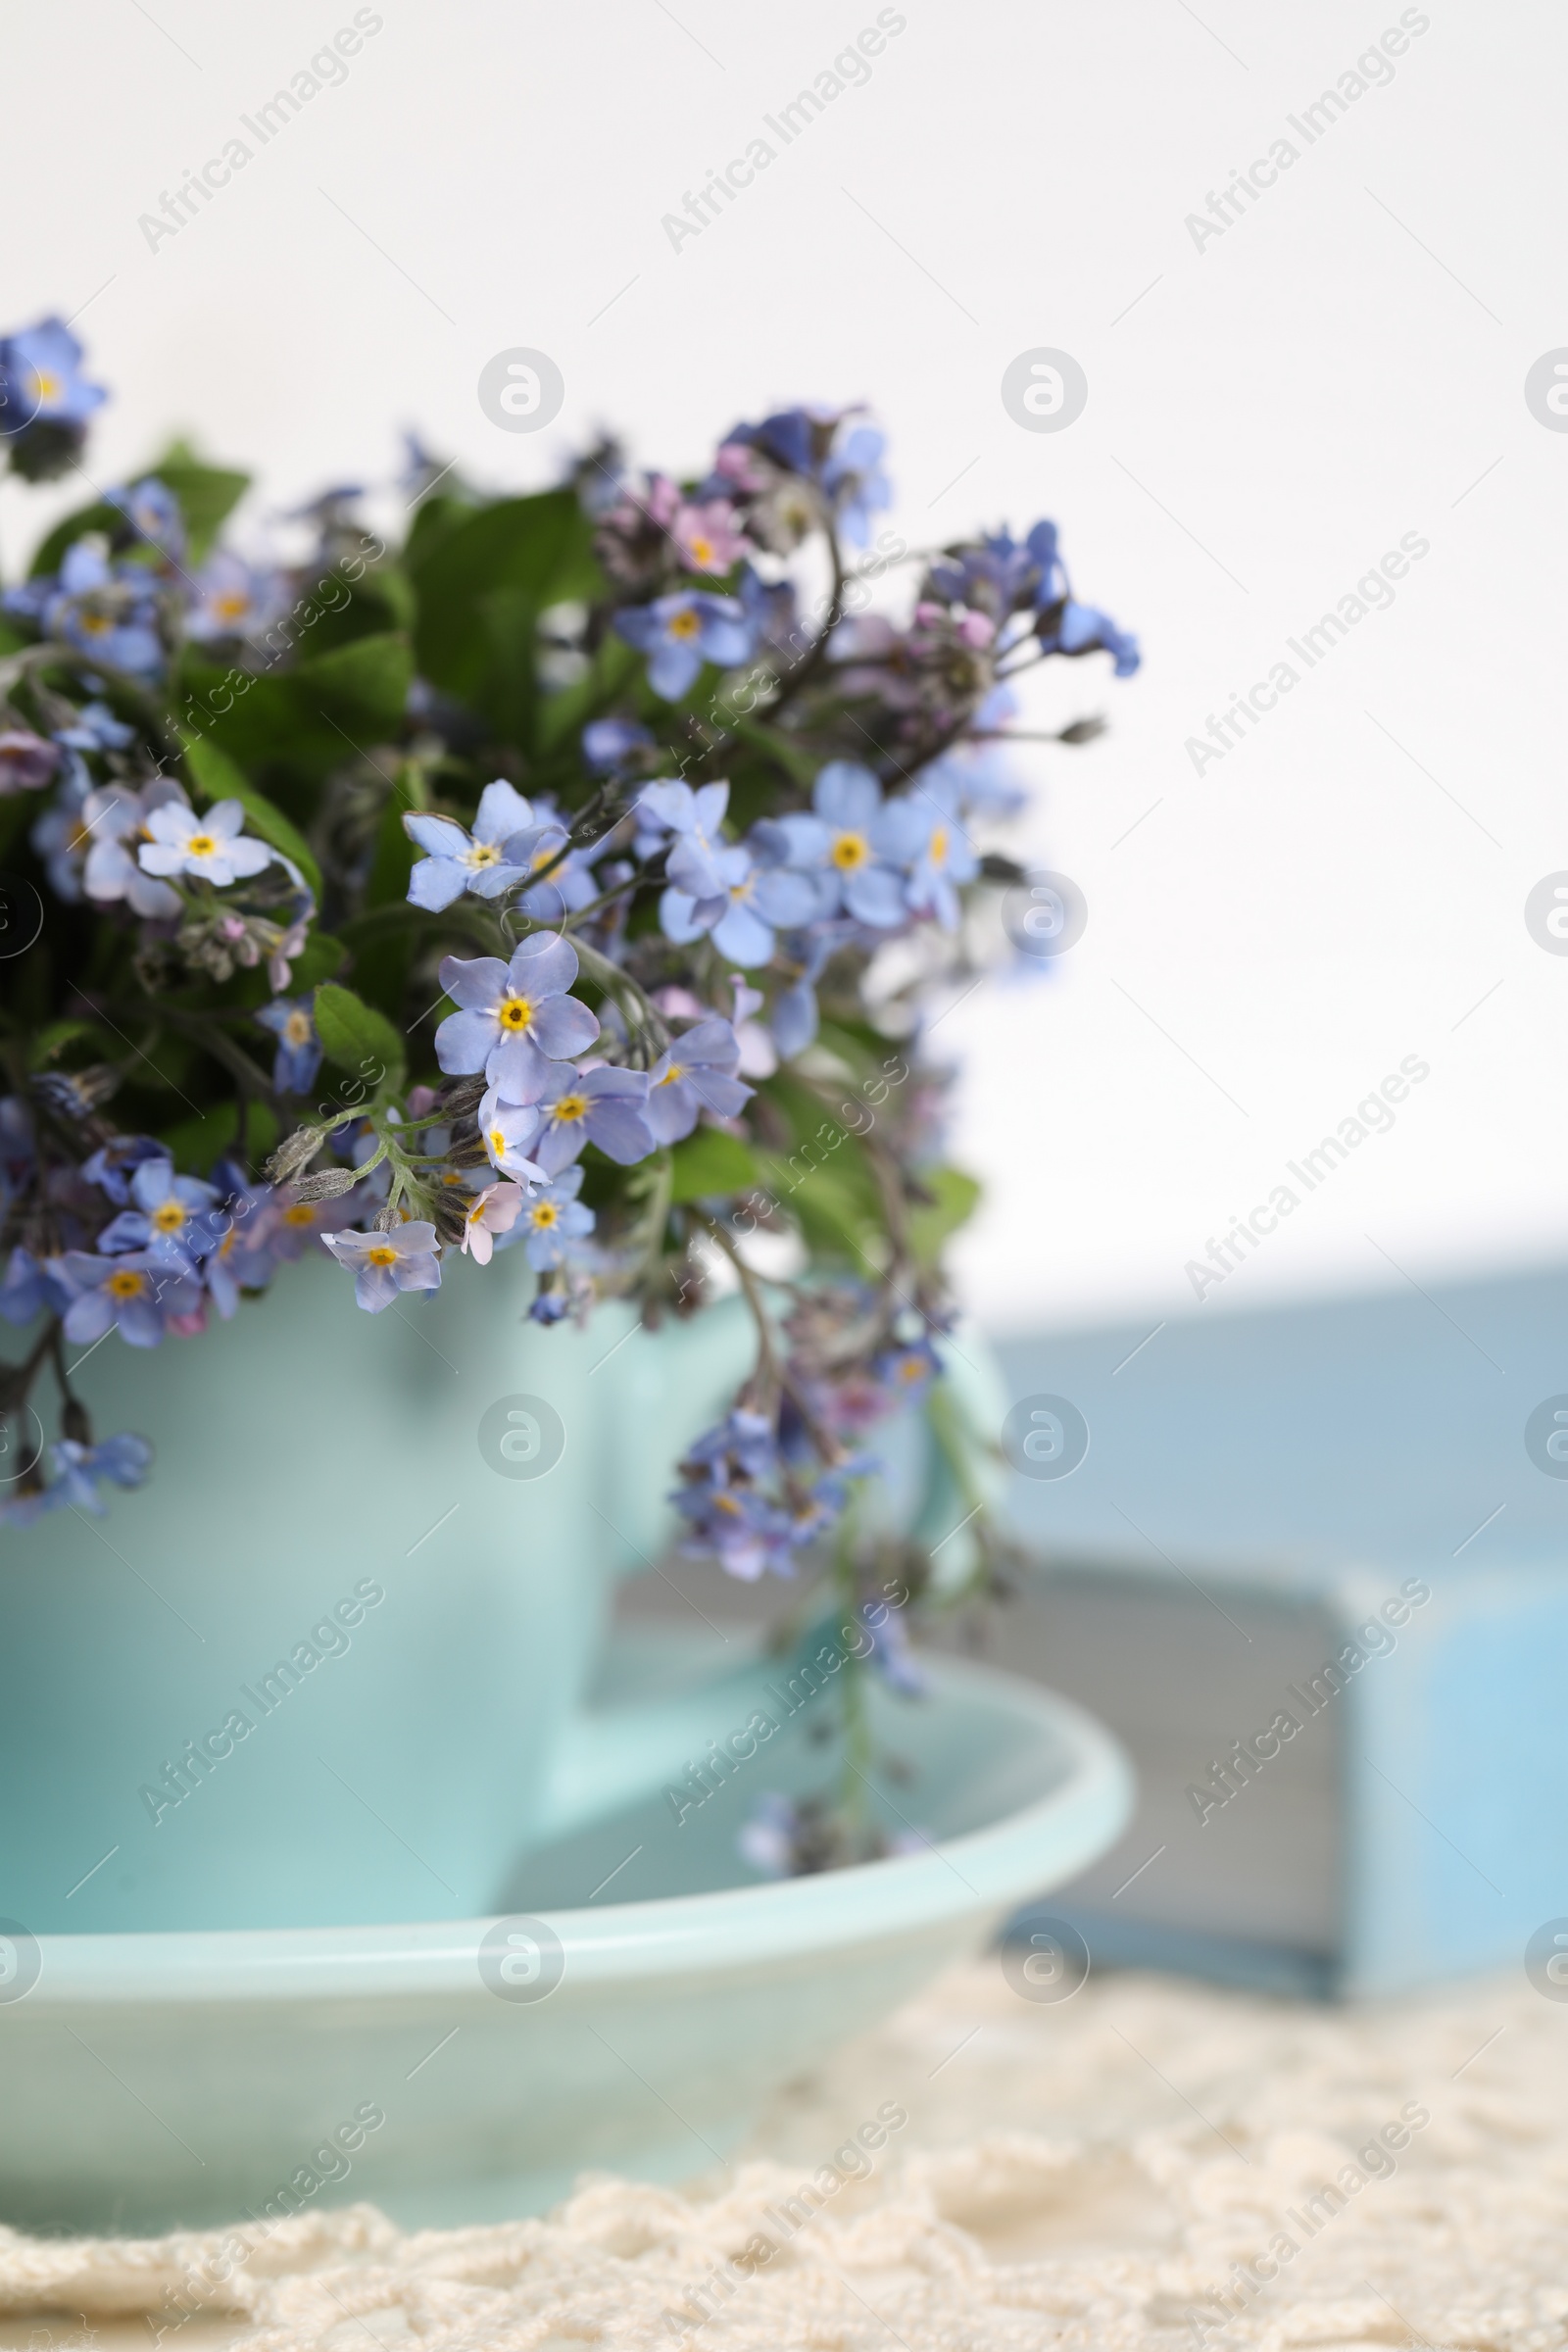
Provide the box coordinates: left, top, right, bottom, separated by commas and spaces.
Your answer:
2, 1960, 1563, 2351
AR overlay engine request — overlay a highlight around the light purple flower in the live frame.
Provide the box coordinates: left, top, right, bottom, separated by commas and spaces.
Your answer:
738, 1791, 799, 1876
323, 1221, 443, 1312
660, 843, 817, 968
81, 1134, 166, 1204
769, 927, 836, 1059
184, 551, 288, 644
582, 717, 653, 777
405, 779, 539, 909
637, 780, 733, 899
39, 539, 164, 677
435, 933, 601, 1098
202, 1167, 278, 1317
57, 1250, 200, 1348
138, 798, 271, 889
0, 1246, 69, 1325
645, 1019, 753, 1144
30, 760, 90, 900
518, 1167, 594, 1270
48, 1432, 155, 1514
108, 476, 183, 559
0, 317, 106, 429
56, 700, 134, 753
529, 1063, 654, 1176
476, 1086, 550, 1184
613, 592, 754, 700
0, 728, 60, 795
98, 1159, 220, 1269
903, 777, 979, 931
256, 996, 322, 1094
265, 1187, 366, 1261
81, 780, 185, 919
760, 762, 925, 928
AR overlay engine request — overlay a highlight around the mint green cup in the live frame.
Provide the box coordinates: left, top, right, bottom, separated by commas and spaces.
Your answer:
0, 1252, 764, 1936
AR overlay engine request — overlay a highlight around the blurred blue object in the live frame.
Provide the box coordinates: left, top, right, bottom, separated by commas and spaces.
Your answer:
984, 1260, 1568, 1998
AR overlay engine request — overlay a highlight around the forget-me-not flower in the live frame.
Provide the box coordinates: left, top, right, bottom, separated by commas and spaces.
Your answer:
138, 797, 271, 889
518, 1167, 594, 1270
645, 1018, 753, 1144
323, 1221, 443, 1311
256, 997, 322, 1094
405, 779, 539, 909
98, 1158, 221, 1269
527, 1063, 654, 1175
613, 592, 753, 700
435, 933, 600, 1098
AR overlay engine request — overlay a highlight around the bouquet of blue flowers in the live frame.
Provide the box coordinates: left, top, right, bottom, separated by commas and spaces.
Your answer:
0, 318, 1136, 1849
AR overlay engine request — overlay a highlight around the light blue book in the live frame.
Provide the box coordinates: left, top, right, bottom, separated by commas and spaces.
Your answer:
986, 1261, 1568, 1997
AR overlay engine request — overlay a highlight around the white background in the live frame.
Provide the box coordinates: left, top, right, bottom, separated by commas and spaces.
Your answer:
6, 0, 1565, 1336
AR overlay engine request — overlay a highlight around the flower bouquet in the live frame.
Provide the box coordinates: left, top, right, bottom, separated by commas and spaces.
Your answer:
0, 318, 1136, 1870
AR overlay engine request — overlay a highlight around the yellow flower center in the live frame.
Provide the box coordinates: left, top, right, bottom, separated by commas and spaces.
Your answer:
68, 822, 92, 855
283, 1010, 312, 1046
30, 368, 62, 403
688, 536, 715, 567
151, 1201, 185, 1234
442, 1169, 467, 1188
283, 1202, 318, 1226
106, 1268, 146, 1299
831, 831, 870, 871
929, 825, 949, 866
531, 1200, 560, 1229
79, 611, 112, 636
466, 1196, 488, 1224
215, 591, 250, 621
897, 1355, 926, 1381
655, 1062, 684, 1088
552, 1093, 588, 1126
667, 608, 702, 640
186, 833, 218, 858
487, 1125, 509, 1157
497, 994, 534, 1032
366, 1245, 399, 1268
466, 840, 503, 868
712, 1491, 743, 1516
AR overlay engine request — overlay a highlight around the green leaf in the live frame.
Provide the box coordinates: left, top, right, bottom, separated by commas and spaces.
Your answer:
906, 1165, 982, 1268
155, 1099, 239, 1175
26, 443, 250, 576
296, 629, 414, 737
313, 981, 406, 1091
406, 490, 599, 714
27, 1017, 107, 1069
754, 1146, 881, 1266
182, 630, 413, 789
29, 499, 120, 578
537, 634, 640, 754
286, 931, 346, 990
183, 734, 323, 900
668, 1127, 761, 1204
147, 440, 250, 563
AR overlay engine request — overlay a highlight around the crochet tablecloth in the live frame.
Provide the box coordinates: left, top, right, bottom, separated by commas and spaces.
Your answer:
3, 1957, 1563, 2351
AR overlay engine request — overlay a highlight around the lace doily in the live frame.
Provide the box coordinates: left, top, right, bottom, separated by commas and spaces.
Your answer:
3, 1959, 1563, 2352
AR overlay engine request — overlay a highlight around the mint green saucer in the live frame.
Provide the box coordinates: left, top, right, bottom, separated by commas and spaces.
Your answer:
0, 1639, 1131, 2233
